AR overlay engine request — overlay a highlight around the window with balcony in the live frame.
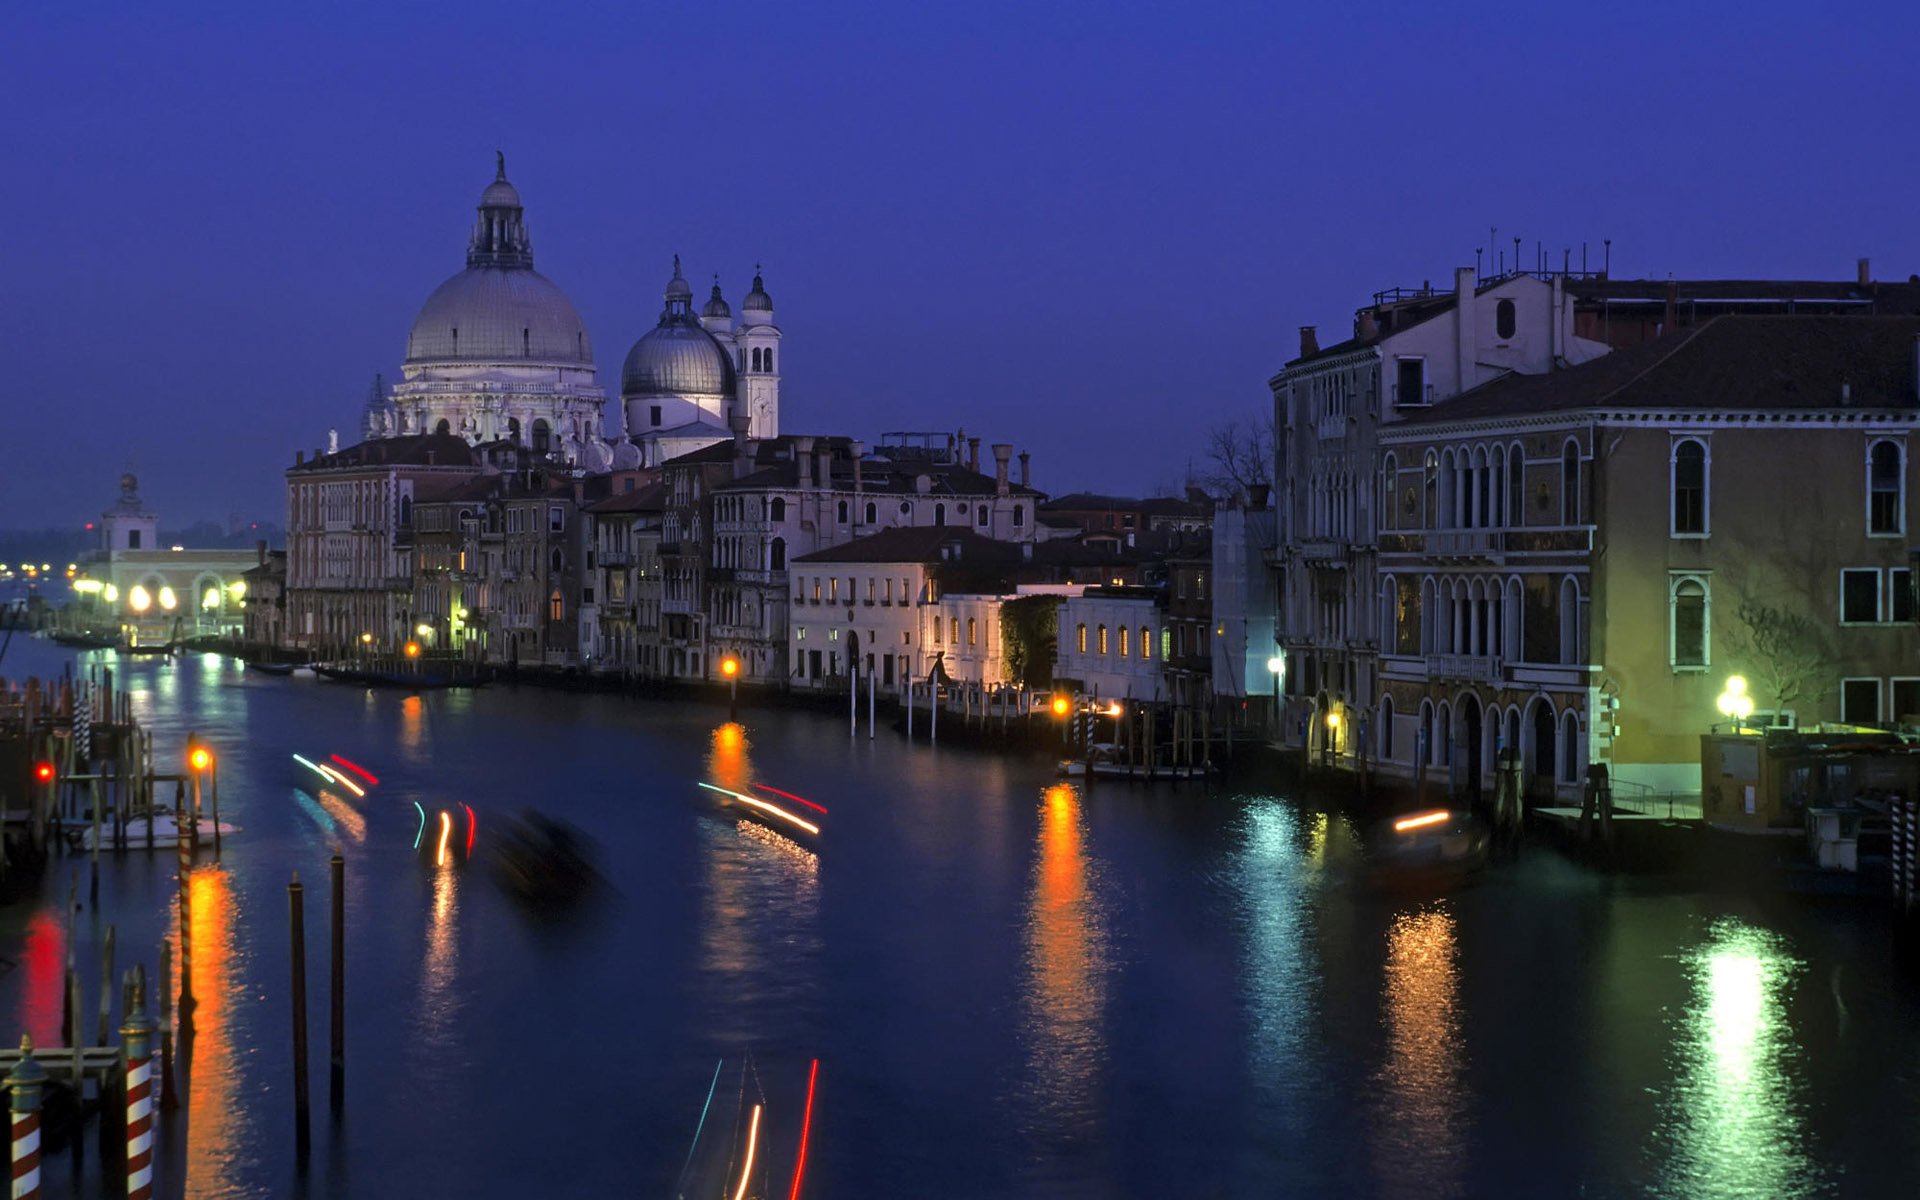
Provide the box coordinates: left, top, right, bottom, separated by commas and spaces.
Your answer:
1869, 439, 1904, 535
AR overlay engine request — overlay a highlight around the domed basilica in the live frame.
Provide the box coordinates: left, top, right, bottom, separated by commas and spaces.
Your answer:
366, 156, 781, 470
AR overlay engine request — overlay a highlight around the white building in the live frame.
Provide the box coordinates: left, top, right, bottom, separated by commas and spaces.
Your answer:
1055, 588, 1164, 701
1210, 496, 1280, 719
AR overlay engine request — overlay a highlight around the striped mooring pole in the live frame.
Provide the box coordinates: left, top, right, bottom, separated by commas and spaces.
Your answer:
123, 1004, 158, 1199
7, 1036, 47, 1200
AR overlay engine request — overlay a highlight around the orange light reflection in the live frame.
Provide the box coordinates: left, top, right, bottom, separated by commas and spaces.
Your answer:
312, 789, 367, 842
1373, 907, 1465, 1198
1021, 783, 1108, 1130
707, 722, 751, 795
183, 865, 242, 1191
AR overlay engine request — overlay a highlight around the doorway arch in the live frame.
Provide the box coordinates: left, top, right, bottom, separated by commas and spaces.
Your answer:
1459, 692, 1483, 803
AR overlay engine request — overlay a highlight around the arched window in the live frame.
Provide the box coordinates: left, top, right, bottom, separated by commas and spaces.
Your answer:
1119, 626, 1130, 657
399, 496, 412, 527
1869, 439, 1904, 534
1013, 504, 1025, 528
1559, 577, 1581, 665
967, 618, 977, 646
1672, 439, 1707, 535
1491, 445, 1505, 527
770, 537, 786, 571
934, 503, 946, 526
751, 348, 762, 371
1496, 298, 1516, 340
548, 589, 563, 622
1671, 576, 1708, 668
1440, 449, 1456, 529
434, 419, 451, 435
837, 500, 849, 524
1077, 623, 1088, 653
507, 417, 521, 441
1380, 695, 1396, 761
550, 548, 565, 573
1140, 626, 1151, 660
1423, 451, 1438, 529
532, 419, 551, 453
866, 501, 877, 524
977, 504, 989, 527
770, 497, 786, 521
1420, 700, 1434, 765
1097, 624, 1109, 654
1508, 442, 1525, 527
1381, 454, 1398, 531
765, 349, 774, 373
1561, 440, 1579, 525
1561, 711, 1581, 784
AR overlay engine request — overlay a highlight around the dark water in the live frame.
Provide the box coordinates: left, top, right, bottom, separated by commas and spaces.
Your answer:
2, 639, 1918, 1198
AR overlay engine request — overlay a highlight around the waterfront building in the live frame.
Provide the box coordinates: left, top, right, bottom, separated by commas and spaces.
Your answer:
1374, 314, 1920, 802
583, 481, 666, 676
1209, 492, 1280, 726
283, 433, 482, 654
239, 547, 287, 652
71, 474, 258, 643
1271, 267, 1610, 759
1055, 586, 1163, 701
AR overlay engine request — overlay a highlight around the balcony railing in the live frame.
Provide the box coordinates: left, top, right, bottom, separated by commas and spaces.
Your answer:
1424, 653, 1501, 683
601, 550, 632, 567
1426, 529, 1500, 559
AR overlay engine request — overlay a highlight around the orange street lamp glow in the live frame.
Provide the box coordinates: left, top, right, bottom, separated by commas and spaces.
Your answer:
721, 656, 739, 678
404, 641, 421, 658
188, 746, 213, 773
1051, 695, 1071, 717
33, 762, 55, 784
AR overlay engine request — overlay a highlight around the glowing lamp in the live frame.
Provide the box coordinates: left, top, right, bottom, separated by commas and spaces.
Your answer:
33, 761, 55, 784
404, 641, 421, 658
1266, 655, 1285, 675
1325, 710, 1342, 730
1717, 676, 1755, 728
228, 580, 246, 598
416, 623, 433, 637
360, 632, 373, 645
189, 746, 213, 773
128, 585, 151, 613
1051, 695, 1071, 717
721, 656, 739, 678
202, 587, 220, 610
104, 584, 118, 603
158, 586, 177, 611
1106, 702, 1124, 717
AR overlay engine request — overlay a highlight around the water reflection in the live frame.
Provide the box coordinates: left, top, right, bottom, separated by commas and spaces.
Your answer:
707, 722, 751, 794
397, 694, 425, 758
19, 910, 64, 1046
1019, 783, 1108, 1134
1656, 918, 1824, 1198
418, 862, 462, 1045
183, 864, 248, 1192
1237, 803, 1318, 1156
1373, 906, 1466, 1199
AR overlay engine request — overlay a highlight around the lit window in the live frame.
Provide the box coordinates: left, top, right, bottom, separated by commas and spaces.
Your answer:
549, 589, 564, 622
1097, 624, 1108, 654
1140, 626, 1151, 659
1119, 626, 1130, 657
1077, 623, 1087, 653
951, 616, 960, 644
967, 617, 977, 646
1869, 440, 1904, 535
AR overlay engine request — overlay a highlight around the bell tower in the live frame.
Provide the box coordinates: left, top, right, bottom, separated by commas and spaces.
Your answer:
737, 267, 782, 438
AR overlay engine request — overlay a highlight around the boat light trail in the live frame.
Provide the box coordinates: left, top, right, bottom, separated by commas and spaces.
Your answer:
412, 802, 426, 850
731, 1104, 763, 1200
462, 803, 476, 856
291, 754, 334, 785
680, 1059, 724, 1182
788, 1058, 820, 1200
328, 755, 380, 786
697, 783, 821, 837
313, 763, 366, 798
752, 783, 828, 815
1393, 810, 1450, 833
436, 810, 452, 867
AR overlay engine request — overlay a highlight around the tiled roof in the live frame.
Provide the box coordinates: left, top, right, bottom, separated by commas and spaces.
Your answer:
792, 526, 1024, 565
291, 432, 477, 473
584, 482, 667, 514
1394, 315, 1920, 425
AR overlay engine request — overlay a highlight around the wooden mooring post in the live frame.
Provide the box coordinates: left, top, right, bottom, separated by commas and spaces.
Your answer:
289, 873, 311, 1165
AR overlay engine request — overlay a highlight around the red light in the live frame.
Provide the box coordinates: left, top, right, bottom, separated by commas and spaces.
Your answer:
32, 762, 55, 784
84, 522, 94, 530
788, 1058, 819, 1200
328, 755, 380, 786
752, 783, 828, 815
462, 803, 476, 857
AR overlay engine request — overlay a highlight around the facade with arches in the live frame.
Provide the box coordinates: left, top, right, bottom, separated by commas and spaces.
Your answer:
1375, 314, 1920, 800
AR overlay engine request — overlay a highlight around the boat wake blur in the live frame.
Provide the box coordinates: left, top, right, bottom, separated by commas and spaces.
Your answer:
1368, 809, 1489, 891
488, 811, 605, 908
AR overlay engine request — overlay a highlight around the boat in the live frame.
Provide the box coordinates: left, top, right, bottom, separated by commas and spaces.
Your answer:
1057, 742, 1211, 781
122, 641, 176, 656
697, 781, 823, 843
313, 664, 459, 690
72, 813, 239, 851
245, 660, 298, 676
1369, 808, 1489, 887
673, 1055, 817, 1200
489, 812, 603, 905
50, 632, 119, 650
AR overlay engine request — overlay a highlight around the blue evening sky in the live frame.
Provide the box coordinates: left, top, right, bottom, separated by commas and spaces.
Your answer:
3, 1, 1916, 526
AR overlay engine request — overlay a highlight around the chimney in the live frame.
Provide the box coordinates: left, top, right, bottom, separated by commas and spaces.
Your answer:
1663, 279, 1678, 335
1859, 257, 1872, 287
729, 412, 752, 478
1357, 310, 1378, 340
992, 444, 1012, 497
968, 437, 982, 472
1454, 267, 1476, 394
295, 450, 305, 466
1018, 451, 1030, 488
1298, 325, 1319, 358
256, 539, 268, 565
795, 436, 816, 488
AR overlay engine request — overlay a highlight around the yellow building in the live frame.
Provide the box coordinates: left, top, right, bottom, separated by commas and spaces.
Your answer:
1376, 315, 1920, 802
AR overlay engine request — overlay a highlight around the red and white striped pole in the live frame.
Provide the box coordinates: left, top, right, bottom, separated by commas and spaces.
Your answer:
7, 1035, 47, 1200
122, 1005, 157, 1199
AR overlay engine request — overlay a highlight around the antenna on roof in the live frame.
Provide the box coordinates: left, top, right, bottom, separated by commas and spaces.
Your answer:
1604, 238, 1612, 278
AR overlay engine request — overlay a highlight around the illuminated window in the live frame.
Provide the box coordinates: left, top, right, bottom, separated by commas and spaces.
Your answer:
812, 578, 820, 602
950, 616, 960, 644
1077, 623, 1087, 653
1672, 439, 1707, 535
1162, 628, 1172, 659
1140, 626, 1151, 659
966, 617, 977, 646
1670, 575, 1708, 668
1097, 624, 1108, 654
829, 577, 838, 603
1119, 626, 1130, 657
1869, 439, 1904, 535
549, 589, 563, 622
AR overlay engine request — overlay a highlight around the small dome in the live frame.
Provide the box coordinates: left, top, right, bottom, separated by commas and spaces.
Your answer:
702, 280, 731, 320
480, 179, 522, 208
743, 271, 772, 312
665, 256, 693, 302
407, 267, 593, 365
622, 322, 736, 399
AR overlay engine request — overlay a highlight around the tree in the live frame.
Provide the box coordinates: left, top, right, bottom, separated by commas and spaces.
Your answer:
1194, 413, 1274, 502
998, 594, 1060, 688
1721, 598, 1833, 720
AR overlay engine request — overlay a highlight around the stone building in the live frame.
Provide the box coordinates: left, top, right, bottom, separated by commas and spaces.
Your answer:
1374, 315, 1920, 802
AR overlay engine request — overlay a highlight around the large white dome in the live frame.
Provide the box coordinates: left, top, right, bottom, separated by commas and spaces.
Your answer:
406, 267, 594, 366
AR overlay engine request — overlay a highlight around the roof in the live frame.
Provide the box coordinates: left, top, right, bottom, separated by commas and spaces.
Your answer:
1041, 492, 1142, 511
291, 433, 476, 474
584, 482, 668, 514
1395, 315, 1920, 425
792, 526, 1025, 565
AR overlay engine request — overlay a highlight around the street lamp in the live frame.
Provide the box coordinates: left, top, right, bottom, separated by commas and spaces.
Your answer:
1324, 708, 1342, 767
1266, 653, 1285, 737
721, 654, 740, 718
1717, 675, 1754, 733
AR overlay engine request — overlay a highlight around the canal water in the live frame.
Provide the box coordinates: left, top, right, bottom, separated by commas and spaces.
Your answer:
1, 639, 1917, 1198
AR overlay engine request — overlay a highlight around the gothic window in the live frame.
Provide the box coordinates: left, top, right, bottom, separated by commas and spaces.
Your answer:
508, 417, 521, 440
1508, 442, 1525, 527
549, 589, 563, 622
532, 419, 552, 453
1423, 450, 1438, 528
1672, 439, 1707, 535
1561, 440, 1580, 525
1869, 439, 1904, 535
837, 500, 849, 524
866, 501, 877, 524
934, 503, 946, 526
770, 497, 786, 521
